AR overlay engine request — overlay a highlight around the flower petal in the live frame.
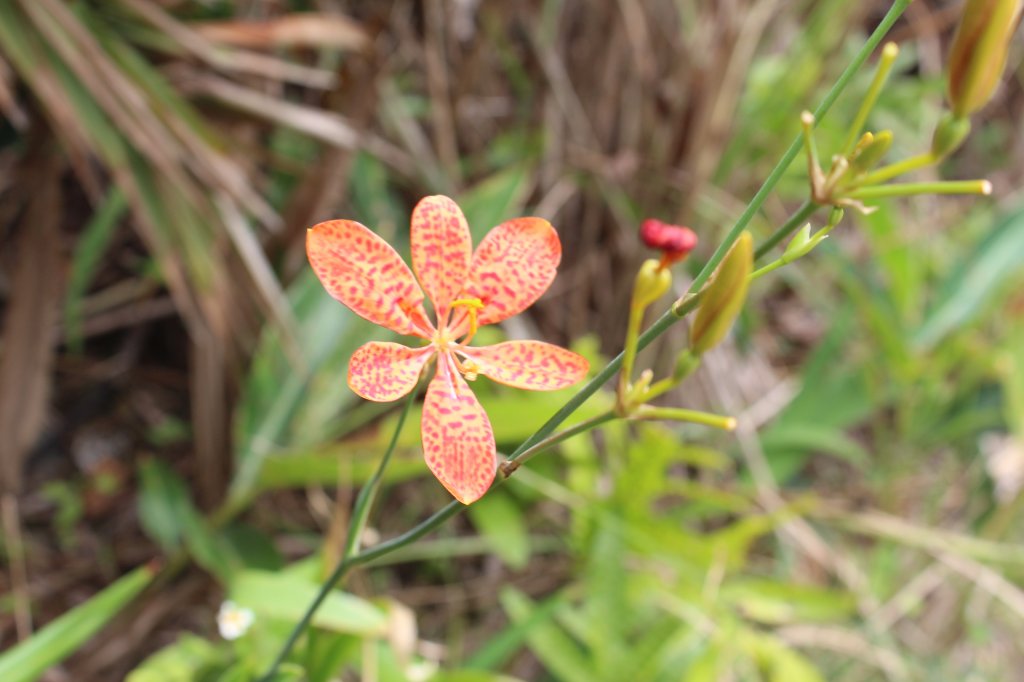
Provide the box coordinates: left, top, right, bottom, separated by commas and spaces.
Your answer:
422, 355, 496, 504
461, 340, 589, 391
410, 195, 472, 322
348, 342, 433, 402
307, 220, 432, 337
459, 217, 561, 327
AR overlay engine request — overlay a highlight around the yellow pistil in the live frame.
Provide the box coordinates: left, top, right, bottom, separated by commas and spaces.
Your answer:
451, 297, 485, 345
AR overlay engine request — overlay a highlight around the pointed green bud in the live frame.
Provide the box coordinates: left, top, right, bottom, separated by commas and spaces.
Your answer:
930, 112, 971, 159
947, 0, 1024, 118
849, 130, 893, 175
690, 232, 753, 355
781, 223, 831, 264
633, 259, 672, 309
783, 224, 815, 260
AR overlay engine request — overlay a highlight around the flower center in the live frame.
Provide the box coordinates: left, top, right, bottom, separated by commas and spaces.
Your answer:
432, 297, 485, 382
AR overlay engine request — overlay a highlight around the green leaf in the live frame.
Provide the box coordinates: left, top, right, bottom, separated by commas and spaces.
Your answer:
222, 523, 284, 571
759, 423, 870, 469
137, 459, 238, 582
859, 203, 925, 325
180, 513, 239, 585
468, 491, 530, 569
305, 631, 359, 682
0, 564, 156, 682
465, 594, 564, 671
136, 458, 194, 553
230, 570, 388, 636
255, 443, 423, 491
914, 206, 1024, 348
230, 269, 376, 508
430, 673, 524, 682
458, 166, 532, 239
723, 579, 857, 624
499, 588, 594, 682
742, 631, 824, 682
683, 643, 723, 682
64, 187, 129, 350
126, 634, 224, 682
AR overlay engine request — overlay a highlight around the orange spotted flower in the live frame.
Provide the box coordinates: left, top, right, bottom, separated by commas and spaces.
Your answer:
307, 195, 589, 504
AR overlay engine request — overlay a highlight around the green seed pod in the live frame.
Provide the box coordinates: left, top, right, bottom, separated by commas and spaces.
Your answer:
690, 232, 753, 355
632, 259, 673, 309
930, 112, 972, 159
948, 0, 1024, 118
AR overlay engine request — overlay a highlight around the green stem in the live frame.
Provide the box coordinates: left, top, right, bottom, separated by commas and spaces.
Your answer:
257, 4, 911, 677
694, 0, 908, 294
618, 302, 645, 399
501, 411, 617, 476
342, 387, 418, 559
260, 390, 416, 680
842, 42, 899, 155
750, 259, 786, 281
753, 200, 817, 261
845, 179, 991, 199
633, 406, 737, 431
855, 151, 934, 185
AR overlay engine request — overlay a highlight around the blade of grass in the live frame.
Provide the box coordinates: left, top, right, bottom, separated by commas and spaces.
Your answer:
0, 564, 157, 682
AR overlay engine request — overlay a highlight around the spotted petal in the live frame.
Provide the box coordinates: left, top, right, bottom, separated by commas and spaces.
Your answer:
348, 342, 433, 402
461, 341, 588, 391
307, 220, 432, 337
422, 355, 496, 504
459, 217, 561, 328
410, 195, 472, 323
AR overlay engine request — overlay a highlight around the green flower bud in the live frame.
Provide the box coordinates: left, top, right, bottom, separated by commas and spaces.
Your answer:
633, 259, 672, 309
849, 130, 893, 175
690, 232, 753, 355
947, 0, 1024, 118
783, 224, 815, 260
930, 112, 972, 159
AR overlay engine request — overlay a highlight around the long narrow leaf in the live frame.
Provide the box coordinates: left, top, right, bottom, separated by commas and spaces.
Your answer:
0, 564, 156, 682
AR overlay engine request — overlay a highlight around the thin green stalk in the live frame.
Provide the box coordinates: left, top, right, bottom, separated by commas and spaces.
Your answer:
842, 42, 899, 155
854, 151, 934, 185
258, 5, 911, 677
750, 259, 787, 281
633, 407, 736, 431
618, 302, 645, 397
342, 387, 418, 559
692, 0, 908, 294
260, 389, 416, 681
845, 179, 991, 199
753, 200, 817, 261
501, 411, 617, 476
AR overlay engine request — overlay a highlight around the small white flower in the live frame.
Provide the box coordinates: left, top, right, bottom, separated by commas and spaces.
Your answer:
217, 600, 255, 640
981, 433, 1024, 505
405, 660, 439, 682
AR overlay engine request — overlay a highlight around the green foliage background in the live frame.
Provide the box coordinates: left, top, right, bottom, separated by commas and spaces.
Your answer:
0, 1, 1023, 681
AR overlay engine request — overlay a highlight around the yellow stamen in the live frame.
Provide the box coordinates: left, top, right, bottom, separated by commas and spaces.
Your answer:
451, 297, 484, 345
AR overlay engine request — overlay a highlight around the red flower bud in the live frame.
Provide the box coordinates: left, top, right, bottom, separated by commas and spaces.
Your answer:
640, 219, 698, 265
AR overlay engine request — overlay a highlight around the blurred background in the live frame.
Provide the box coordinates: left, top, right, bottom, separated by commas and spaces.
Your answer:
1, 0, 1023, 680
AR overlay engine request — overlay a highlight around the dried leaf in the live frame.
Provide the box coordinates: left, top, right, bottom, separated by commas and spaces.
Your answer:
193, 13, 370, 51
0, 162, 62, 492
